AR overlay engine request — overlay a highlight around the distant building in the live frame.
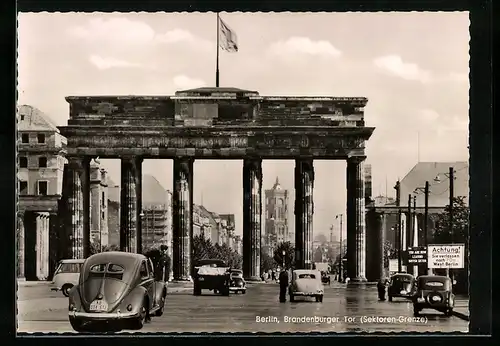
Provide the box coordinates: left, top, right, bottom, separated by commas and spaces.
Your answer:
17, 105, 67, 281
264, 177, 290, 256
90, 159, 109, 247
106, 176, 120, 246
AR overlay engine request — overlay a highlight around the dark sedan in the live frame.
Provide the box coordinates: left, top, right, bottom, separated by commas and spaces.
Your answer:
412, 275, 455, 316
68, 252, 167, 332
229, 269, 246, 294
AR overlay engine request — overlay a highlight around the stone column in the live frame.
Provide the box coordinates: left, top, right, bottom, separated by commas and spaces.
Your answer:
381, 212, 387, 277
36, 213, 42, 279
64, 157, 90, 259
172, 158, 193, 281
17, 210, 25, 280
294, 159, 315, 270
120, 156, 143, 253
242, 158, 262, 281
48, 212, 58, 280
346, 156, 367, 282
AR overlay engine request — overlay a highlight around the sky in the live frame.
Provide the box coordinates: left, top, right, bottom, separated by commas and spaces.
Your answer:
17, 12, 470, 239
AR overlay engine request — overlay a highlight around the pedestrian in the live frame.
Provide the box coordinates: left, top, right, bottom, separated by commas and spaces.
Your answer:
377, 277, 387, 301
278, 268, 289, 302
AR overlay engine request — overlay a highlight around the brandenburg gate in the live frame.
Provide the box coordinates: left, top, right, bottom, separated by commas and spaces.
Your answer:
58, 87, 375, 282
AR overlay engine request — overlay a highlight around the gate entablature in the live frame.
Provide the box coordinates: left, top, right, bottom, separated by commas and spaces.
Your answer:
59, 87, 374, 159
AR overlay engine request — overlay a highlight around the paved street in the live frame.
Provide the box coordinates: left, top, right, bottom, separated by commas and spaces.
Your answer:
17, 281, 468, 333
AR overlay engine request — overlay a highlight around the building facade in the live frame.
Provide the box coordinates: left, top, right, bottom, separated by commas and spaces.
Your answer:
17, 105, 67, 281
264, 177, 290, 256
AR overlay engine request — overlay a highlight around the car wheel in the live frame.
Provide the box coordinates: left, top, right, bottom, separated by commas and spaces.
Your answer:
62, 284, 73, 297
155, 294, 166, 317
221, 287, 230, 296
130, 300, 147, 330
388, 295, 393, 302
413, 306, 421, 316
319, 295, 323, 303
70, 318, 88, 332
214, 289, 218, 294
290, 295, 295, 302
242, 290, 246, 294
193, 284, 201, 296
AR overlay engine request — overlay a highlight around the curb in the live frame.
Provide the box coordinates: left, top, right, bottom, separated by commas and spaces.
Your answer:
452, 310, 469, 321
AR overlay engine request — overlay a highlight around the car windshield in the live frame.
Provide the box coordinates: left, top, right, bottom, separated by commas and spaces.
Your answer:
298, 273, 316, 279
56, 262, 82, 274
88, 263, 125, 280
421, 281, 446, 289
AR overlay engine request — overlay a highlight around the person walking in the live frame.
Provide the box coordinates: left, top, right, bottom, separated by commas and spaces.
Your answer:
377, 277, 388, 301
279, 268, 289, 302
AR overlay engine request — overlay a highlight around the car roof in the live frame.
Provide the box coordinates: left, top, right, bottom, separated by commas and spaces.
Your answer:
59, 259, 85, 264
84, 251, 146, 269
418, 275, 450, 281
392, 273, 414, 278
293, 269, 320, 275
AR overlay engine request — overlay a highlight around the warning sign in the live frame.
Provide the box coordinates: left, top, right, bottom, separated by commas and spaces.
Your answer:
428, 244, 465, 269
405, 246, 427, 264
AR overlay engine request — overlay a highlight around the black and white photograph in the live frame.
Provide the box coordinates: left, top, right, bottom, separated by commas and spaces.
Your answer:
16, 11, 471, 333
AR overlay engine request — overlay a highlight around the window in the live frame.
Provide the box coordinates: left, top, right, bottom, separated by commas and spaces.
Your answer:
140, 262, 148, 278
298, 273, 316, 279
19, 181, 28, 195
102, 192, 105, 207
37, 134, 45, 143
19, 157, 28, 168
37, 181, 48, 195
38, 157, 47, 168
57, 263, 82, 274
101, 211, 105, 219
20, 114, 25, 121
21, 133, 29, 143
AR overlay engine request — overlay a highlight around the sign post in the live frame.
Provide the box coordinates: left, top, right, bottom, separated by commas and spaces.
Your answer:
427, 244, 465, 269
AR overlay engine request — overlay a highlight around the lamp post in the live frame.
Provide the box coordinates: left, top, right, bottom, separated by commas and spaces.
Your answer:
434, 167, 456, 278
282, 249, 286, 269
414, 181, 431, 275
394, 181, 402, 273
335, 214, 343, 282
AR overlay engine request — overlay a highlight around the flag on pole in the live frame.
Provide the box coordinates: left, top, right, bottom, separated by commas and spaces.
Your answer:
218, 16, 238, 52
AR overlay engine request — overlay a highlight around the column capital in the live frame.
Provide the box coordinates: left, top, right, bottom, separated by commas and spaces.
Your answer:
347, 155, 366, 165
121, 155, 144, 164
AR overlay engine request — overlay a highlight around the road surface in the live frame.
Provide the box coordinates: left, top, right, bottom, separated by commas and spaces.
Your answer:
17, 281, 468, 333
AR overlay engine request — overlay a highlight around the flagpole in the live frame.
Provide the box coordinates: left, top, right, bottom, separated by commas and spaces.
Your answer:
216, 12, 220, 87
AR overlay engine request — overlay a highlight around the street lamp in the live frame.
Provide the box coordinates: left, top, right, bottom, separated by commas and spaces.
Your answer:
282, 249, 286, 269
394, 181, 402, 273
434, 167, 456, 278
414, 181, 431, 275
335, 214, 343, 282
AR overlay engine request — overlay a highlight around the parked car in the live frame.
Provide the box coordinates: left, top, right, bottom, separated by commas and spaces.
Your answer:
193, 259, 231, 296
229, 269, 246, 294
321, 271, 331, 285
388, 273, 415, 301
412, 275, 455, 317
289, 269, 324, 302
51, 259, 85, 297
68, 252, 167, 332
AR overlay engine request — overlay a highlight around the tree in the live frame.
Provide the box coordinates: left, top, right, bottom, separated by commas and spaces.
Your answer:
192, 234, 242, 269
89, 243, 119, 255
260, 249, 275, 273
433, 196, 469, 244
273, 241, 295, 269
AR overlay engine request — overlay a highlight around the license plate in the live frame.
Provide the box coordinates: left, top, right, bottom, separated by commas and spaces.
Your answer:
90, 300, 108, 312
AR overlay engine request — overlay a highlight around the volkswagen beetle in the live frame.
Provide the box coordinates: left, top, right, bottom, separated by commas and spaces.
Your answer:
68, 251, 167, 332
229, 269, 246, 294
412, 275, 455, 317
388, 273, 415, 301
289, 269, 324, 302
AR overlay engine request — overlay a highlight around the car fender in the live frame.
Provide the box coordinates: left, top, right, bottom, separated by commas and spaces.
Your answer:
154, 281, 167, 303
117, 285, 148, 314
68, 285, 83, 312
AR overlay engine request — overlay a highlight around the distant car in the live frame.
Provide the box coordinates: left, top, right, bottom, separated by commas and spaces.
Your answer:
193, 259, 231, 296
68, 252, 167, 332
388, 273, 415, 301
289, 269, 324, 302
229, 269, 246, 294
321, 271, 331, 285
412, 275, 455, 317
51, 259, 85, 297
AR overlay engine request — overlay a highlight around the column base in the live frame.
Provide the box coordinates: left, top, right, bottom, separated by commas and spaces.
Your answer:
17, 277, 26, 282
349, 276, 367, 283
245, 276, 264, 283
172, 276, 192, 282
